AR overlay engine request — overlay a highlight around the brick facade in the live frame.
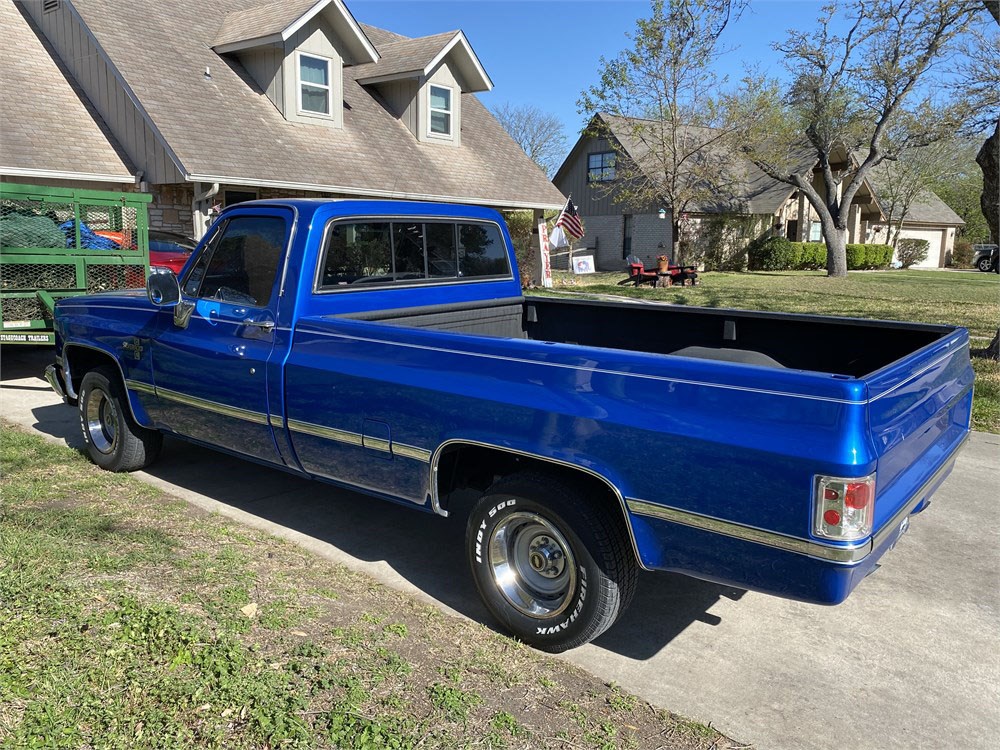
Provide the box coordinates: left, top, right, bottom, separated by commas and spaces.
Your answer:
572, 212, 676, 271
631, 212, 673, 265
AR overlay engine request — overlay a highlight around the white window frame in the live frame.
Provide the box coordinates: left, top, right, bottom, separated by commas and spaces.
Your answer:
427, 83, 453, 139
296, 52, 333, 119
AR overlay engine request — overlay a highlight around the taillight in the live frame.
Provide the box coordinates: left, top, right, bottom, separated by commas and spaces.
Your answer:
813, 474, 875, 541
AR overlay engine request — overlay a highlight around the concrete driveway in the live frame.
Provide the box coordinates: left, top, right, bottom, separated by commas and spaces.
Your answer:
2, 346, 998, 750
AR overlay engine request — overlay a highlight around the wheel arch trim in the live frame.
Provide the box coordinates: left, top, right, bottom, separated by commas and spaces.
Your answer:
428, 438, 650, 571
63, 342, 150, 427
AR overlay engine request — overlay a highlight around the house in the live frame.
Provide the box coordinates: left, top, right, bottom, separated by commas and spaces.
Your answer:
5, 0, 564, 238
867, 189, 965, 268
554, 113, 958, 271
0, 0, 132, 189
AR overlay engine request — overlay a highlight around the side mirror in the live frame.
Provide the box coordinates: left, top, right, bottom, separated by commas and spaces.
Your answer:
147, 268, 181, 307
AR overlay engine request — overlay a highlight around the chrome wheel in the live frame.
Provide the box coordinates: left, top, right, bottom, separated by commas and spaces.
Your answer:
85, 388, 118, 455
489, 512, 577, 618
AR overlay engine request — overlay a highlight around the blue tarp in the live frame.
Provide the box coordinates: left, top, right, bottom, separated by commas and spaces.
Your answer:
59, 219, 120, 250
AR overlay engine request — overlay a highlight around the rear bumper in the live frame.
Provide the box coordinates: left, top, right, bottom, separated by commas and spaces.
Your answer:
626, 433, 968, 604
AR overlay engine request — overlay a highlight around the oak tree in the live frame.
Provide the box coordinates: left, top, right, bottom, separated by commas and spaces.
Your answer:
737, 0, 981, 277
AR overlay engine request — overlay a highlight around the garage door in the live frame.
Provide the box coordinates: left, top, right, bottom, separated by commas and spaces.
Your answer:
896, 228, 943, 268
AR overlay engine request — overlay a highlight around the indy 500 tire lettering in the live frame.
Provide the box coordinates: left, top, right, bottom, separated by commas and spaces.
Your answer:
466, 472, 637, 652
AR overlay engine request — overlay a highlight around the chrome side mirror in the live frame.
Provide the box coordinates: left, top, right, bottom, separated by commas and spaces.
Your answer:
147, 268, 181, 307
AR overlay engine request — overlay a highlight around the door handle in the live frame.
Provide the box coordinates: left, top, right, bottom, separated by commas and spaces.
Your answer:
243, 319, 275, 332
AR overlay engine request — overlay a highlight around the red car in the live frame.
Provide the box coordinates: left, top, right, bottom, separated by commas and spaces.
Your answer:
95, 229, 197, 275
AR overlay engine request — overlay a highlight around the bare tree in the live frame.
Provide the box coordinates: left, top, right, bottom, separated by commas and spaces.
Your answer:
490, 103, 567, 177
737, 0, 981, 277
876, 132, 967, 248
578, 0, 748, 265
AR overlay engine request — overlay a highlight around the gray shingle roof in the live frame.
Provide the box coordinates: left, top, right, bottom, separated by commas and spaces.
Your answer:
867, 166, 965, 226
598, 114, 807, 215
213, 0, 320, 48
898, 189, 965, 226
63, 0, 562, 209
351, 32, 457, 79
0, 0, 132, 181
596, 115, 916, 221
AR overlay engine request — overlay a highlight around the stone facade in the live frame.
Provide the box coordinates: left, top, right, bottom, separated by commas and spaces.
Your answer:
148, 184, 353, 238
149, 184, 194, 235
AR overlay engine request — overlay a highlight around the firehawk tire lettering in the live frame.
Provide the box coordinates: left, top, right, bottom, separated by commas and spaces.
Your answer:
465, 472, 637, 653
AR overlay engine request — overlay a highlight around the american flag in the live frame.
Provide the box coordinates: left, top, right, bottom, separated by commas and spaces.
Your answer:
555, 197, 584, 241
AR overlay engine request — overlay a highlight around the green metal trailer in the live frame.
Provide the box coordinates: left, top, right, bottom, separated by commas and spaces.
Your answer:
0, 182, 151, 345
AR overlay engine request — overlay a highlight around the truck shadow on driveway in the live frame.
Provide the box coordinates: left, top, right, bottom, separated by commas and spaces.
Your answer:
23, 394, 744, 661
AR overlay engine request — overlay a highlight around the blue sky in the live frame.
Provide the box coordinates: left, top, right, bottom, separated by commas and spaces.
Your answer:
352, 0, 825, 139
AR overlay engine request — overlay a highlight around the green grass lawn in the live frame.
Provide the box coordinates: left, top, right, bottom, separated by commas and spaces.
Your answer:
0, 425, 731, 750
534, 269, 999, 433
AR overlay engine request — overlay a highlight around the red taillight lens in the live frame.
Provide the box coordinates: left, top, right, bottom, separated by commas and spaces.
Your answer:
814, 474, 876, 541
844, 483, 871, 510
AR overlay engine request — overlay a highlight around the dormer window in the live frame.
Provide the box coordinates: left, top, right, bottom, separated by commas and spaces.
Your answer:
428, 84, 452, 138
298, 53, 332, 117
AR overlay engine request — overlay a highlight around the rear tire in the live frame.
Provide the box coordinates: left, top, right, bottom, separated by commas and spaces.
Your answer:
978, 257, 993, 272
466, 472, 637, 652
79, 366, 162, 472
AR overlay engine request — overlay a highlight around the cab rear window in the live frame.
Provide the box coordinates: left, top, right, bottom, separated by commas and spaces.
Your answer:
319, 219, 510, 289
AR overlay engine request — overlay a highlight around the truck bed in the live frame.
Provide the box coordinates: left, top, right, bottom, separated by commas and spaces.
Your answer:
343, 295, 952, 378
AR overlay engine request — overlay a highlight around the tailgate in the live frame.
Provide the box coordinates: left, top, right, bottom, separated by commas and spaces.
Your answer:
865, 329, 973, 532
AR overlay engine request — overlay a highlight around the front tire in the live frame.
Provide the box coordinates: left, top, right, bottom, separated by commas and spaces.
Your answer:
79, 366, 162, 472
467, 472, 637, 652
978, 257, 993, 272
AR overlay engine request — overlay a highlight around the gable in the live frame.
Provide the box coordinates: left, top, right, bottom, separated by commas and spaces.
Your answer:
211, 0, 377, 64
25, 0, 563, 210
1, 1, 132, 183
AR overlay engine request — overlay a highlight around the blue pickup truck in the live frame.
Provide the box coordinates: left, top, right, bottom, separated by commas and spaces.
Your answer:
46, 199, 973, 651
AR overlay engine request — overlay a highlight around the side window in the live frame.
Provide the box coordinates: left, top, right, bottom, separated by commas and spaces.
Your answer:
317, 219, 511, 290
459, 223, 509, 277
183, 215, 286, 307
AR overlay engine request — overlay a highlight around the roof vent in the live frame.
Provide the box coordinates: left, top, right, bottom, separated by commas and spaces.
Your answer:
43, 0, 60, 13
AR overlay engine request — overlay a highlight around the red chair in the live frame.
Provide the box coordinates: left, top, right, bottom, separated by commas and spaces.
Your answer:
625, 255, 699, 287
625, 255, 659, 286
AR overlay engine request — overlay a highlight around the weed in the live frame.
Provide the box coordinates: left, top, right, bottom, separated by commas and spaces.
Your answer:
373, 647, 413, 677
331, 625, 368, 648
383, 622, 408, 638
606, 682, 638, 712
428, 682, 483, 723
290, 641, 326, 659
490, 710, 528, 738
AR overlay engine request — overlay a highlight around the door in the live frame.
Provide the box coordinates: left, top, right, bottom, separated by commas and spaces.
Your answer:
150, 209, 292, 464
